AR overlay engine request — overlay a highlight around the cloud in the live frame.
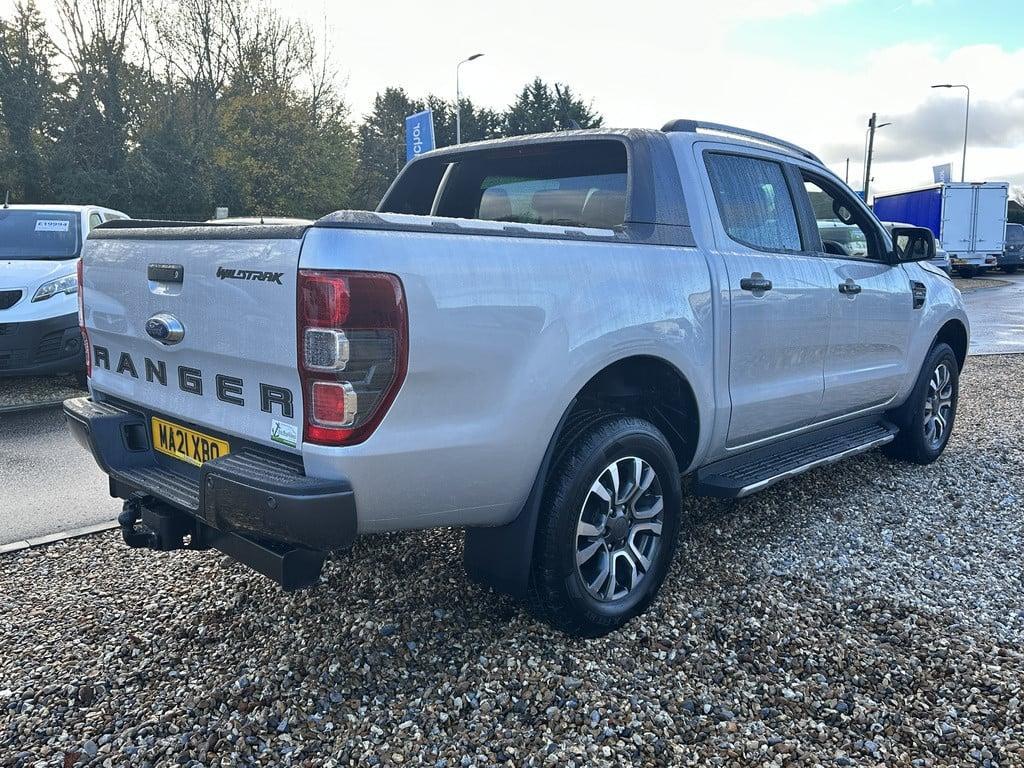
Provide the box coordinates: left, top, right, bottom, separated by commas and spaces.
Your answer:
726, 0, 851, 18
822, 89, 1024, 164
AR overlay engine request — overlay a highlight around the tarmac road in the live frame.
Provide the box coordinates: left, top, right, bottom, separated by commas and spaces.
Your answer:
0, 272, 1020, 547
963, 272, 1024, 355
0, 405, 117, 546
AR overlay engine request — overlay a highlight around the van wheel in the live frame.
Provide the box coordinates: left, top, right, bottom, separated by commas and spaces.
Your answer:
958, 267, 976, 278
74, 369, 88, 390
1004, 266, 1018, 274
885, 343, 959, 464
528, 415, 681, 637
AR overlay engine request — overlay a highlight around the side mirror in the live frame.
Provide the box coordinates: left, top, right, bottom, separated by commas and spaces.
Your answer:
891, 225, 936, 263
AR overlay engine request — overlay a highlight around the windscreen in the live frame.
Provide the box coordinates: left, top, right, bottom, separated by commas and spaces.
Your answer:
0, 210, 82, 260
1007, 224, 1024, 244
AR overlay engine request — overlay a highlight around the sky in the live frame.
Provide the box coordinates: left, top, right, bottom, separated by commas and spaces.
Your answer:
7, 0, 1024, 197
289, 0, 1024, 197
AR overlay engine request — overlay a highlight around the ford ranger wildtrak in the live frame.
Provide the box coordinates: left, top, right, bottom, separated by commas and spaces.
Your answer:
64, 121, 969, 636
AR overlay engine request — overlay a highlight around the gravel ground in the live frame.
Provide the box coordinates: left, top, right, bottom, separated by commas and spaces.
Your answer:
952, 276, 1010, 294
1, 356, 1022, 767
0, 375, 84, 411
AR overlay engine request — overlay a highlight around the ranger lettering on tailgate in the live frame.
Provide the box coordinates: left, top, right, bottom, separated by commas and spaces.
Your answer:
91, 345, 294, 417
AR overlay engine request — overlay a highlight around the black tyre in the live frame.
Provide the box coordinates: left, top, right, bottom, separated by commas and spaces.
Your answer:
529, 415, 681, 637
74, 368, 88, 390
885, 343, 959, 464
1003, 265, 1018, 274
958, 266, 977, 278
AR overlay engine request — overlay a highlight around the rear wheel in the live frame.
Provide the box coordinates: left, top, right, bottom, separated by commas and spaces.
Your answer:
529, 415, 681, 637
885, 343, 959, 464
958, 266, 977, 278
1004, 265, 1018, 274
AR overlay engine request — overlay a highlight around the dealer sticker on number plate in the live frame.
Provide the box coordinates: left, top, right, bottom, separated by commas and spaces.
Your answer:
152, 416, 230, 467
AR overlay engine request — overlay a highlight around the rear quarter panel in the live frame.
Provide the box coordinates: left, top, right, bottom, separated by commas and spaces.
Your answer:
299, 225, 715, 532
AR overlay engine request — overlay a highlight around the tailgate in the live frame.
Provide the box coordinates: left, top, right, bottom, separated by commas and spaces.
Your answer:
82, 223, 307, 453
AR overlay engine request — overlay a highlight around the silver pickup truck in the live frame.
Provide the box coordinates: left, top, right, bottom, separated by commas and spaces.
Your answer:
65, 121, 969, 636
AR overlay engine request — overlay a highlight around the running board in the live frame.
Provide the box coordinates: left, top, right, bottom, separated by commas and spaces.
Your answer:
695, 417, 897, 498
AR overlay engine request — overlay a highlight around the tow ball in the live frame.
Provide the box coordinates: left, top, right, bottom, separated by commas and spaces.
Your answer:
118, 495, 202, 552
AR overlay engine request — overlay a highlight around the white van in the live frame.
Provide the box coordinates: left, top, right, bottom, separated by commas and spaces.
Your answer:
0, 204, 128, 381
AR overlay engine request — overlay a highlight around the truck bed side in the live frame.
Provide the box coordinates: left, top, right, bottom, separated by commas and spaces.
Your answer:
298, 214, 715, 532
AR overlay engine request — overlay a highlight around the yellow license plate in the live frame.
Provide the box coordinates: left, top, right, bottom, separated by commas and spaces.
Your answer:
152, 417, 230, 467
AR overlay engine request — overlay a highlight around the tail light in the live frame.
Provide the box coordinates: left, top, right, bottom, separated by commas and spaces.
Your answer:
77, 258, 91, 380
298, 270, 408, 446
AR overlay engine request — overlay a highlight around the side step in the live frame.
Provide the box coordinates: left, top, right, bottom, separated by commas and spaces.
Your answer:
695, 417, 897, 498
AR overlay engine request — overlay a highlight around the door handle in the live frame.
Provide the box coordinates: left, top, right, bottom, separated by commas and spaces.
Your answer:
740, 275, 773, 292
838, 280, 862, 295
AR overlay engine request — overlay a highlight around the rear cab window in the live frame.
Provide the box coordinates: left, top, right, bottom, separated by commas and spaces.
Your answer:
0, 210, 82, 260
380, 140, 628, 230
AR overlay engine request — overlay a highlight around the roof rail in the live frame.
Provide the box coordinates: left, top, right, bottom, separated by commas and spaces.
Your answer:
662, 119, 822, 164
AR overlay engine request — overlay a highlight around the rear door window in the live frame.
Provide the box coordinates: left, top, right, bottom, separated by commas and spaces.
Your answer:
705, 153, 803, 252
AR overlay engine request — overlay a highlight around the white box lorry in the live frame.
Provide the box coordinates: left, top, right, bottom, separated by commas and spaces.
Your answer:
873, 182, 1008, 276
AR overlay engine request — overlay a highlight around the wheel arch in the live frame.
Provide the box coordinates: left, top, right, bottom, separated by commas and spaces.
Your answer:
464, 353, 701, 597
935, 318, 968, 370
569, 354, 701, 473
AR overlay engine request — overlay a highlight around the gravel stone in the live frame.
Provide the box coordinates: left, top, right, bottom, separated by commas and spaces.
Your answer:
1, 356, 1022, 765
952, 276, 1010, 294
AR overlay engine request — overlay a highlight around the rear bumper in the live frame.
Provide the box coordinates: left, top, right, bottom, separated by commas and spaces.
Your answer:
0, 312, 84, 376
63, 396, 357, 566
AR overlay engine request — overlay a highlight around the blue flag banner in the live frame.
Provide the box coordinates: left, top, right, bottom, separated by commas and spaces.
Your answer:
405, 110, 436, 163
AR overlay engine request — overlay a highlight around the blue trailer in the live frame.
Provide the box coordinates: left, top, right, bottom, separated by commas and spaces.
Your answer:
873, 182, 1008, 276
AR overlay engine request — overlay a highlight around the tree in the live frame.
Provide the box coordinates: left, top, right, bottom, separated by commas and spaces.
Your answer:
350, 87, 419, 210
504, 77, 602, 136
1009, 194, 1024, 226
128, 85, 218, 219
426, 94, 502, 147
0, 0, 608, 219
213, 88, 354, 218
0, 1, 58, 202
51, 0, 152, 207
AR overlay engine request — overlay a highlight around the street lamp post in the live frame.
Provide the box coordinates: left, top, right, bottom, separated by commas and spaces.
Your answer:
862, 113, 892, 200
931, 83, 970, 182
456, 53, 484, 145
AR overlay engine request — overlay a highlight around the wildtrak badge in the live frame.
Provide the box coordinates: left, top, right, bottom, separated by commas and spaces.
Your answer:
216, 266, 285, 285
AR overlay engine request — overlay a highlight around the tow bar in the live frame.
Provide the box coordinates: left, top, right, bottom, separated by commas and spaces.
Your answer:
118, 495, 197, 551
117, 494, 326, 591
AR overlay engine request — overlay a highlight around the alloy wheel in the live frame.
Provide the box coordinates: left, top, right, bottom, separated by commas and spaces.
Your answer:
923, 362, 954, 450
575, 456, 665, 602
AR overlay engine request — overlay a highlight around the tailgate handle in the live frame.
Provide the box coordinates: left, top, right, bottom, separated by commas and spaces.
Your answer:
148, 263, 184, 283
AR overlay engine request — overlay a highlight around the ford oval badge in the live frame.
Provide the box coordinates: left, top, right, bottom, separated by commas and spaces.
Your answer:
145, 313, 185, 345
